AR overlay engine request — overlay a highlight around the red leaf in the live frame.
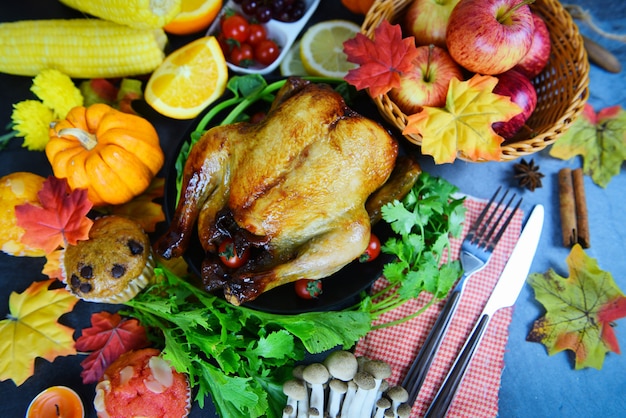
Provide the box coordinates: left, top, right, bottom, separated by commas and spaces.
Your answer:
75, 311, 150, 384
343, 20, 419, 97
15, 176, 93, 253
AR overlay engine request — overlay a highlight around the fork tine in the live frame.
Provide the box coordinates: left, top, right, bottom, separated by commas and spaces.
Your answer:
469, 188, 522, 250
486, 195, 522, 251
466, 186, 501, 241
474, 189, 510, 243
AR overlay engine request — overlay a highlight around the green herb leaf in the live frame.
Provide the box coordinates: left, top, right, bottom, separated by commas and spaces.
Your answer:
366, 172, 466, 327
124, 267, 368, 418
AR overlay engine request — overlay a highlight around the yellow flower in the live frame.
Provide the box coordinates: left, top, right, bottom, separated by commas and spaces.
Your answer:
11, 100, 54, 151
31, 69, 83, 118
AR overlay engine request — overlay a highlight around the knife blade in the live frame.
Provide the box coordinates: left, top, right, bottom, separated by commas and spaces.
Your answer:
424, 204, 544, 418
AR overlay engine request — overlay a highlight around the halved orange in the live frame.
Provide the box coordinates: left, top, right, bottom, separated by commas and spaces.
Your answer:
164, 0, 222, 35
145, 36, 228, 120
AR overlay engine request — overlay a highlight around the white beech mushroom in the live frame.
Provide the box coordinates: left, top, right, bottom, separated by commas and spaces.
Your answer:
360, 359, 392, 415
339, 379, 358, 417
282, 379, 307, 418
396, 403, 412, 418
323, 350, 358, 382
376, 379, 389, 404
386, 385, 409, 417
327, 378, 348, 418
346, 371, 376, 418
373, 397, 392, 418
302, 363, 330, 417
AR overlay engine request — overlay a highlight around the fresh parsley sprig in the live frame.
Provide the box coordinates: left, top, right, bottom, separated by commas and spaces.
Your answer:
357, 172, 466, 330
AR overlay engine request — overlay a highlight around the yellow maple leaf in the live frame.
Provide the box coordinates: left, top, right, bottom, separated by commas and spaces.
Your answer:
0, 279, 78, 386
403, 74, 522, 164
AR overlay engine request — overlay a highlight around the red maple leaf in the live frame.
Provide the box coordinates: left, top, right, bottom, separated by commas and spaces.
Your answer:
75, 311, 150, 384
15, 176, 93, 254
343, 20, 420, 97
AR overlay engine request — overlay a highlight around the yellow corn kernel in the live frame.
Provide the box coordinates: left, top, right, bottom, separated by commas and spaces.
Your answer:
0, 19, 167, 78
59, 0, 182, 29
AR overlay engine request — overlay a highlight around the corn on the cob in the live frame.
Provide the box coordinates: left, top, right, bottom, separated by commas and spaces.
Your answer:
0, 19, 167, 78
59, 0, 182, 29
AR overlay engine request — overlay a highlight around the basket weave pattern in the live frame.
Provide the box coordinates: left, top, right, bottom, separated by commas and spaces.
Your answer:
361, 0, 590, 162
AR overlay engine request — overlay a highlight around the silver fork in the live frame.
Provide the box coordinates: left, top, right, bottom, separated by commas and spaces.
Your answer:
401, 187, 521, 406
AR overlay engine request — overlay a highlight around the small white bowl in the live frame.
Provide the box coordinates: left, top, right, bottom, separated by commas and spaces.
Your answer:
208, 0, 321, 74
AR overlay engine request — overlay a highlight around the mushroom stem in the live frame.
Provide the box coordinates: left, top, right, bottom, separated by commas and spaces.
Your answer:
302, 363, 330, 418
340, 380, 358, 418
346, 371, 376, 418
327, 379, 348, 418
360, 359, 392, 416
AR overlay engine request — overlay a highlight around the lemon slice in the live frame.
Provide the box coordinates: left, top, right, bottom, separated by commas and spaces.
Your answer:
145, 36, 228, 120
164, 0, 222, 35
280, 40, 309, 77
299, 20, 360, 78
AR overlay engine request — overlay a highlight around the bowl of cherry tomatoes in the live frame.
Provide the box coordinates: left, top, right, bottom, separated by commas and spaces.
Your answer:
209, 0, 321, 74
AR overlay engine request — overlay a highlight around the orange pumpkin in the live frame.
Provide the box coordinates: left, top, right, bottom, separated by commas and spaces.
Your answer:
46, 103, 164, 206
341, 0, 376, 15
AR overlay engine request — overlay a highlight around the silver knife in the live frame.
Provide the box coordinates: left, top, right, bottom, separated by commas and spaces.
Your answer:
424, 204, 544, 418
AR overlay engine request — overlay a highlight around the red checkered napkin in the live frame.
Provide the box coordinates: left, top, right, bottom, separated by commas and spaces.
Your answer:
354, 196, 524, 418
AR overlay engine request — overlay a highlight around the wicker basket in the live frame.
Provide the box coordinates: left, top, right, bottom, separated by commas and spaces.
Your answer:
361, 0, 590, 162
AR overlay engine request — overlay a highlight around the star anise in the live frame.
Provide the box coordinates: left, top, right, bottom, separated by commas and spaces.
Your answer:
513, 158, 544, 191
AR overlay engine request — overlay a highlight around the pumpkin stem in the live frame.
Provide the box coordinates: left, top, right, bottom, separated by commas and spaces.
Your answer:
57, 128, 98, 150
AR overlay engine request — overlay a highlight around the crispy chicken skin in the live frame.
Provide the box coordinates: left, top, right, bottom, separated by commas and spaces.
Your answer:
155, 78, 398, 305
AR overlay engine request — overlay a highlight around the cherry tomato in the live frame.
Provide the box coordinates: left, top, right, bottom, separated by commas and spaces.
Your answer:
254, 39, 280, 66
246, 23, 267, 46
221, 14, 250, 44
359, 233, 381, 263
294, 279, 323, 299
218, 237, 250, 268
229, 43, 254, 67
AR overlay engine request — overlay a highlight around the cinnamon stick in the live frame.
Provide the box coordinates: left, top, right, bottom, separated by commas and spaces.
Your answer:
572, 168, 590, 248
558, 168, 577, 247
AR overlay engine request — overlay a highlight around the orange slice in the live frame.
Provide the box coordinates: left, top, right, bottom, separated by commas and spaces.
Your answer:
164, 0, 222, 35
145, 36, 228, 120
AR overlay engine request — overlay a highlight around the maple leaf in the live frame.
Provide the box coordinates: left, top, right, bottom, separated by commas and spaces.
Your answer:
549, 104, 626, 188
403, 74, 522, 164
0, 279, 78, 386
42, 249, 64, 280
343, 20, 420, 97
527, 244, 626, 370
15, 176, 93, 254
75, 311, 150, 384
96, 177, 165, 232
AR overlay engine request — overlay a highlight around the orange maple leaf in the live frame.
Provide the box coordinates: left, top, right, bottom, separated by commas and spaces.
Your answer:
15, 176, 93, 253
96, 177, 165, 233
0, 279, 78, 386
343, 20, 420, 97
403, 74, 522, 164
43, 249, 64, 281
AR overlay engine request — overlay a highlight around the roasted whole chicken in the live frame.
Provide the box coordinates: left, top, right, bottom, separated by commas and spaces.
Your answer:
155, 78, 409, 305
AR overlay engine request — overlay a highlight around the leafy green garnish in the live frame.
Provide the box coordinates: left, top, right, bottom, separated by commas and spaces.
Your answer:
124, 268, 370, 418
358, 172, 466, 329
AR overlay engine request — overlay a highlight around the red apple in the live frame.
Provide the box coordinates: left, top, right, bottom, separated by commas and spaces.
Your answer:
513, 13, 551, 78
446, 0, 535, 75
492, 69, 537, 139
388, 45, 464, 115
403, 0, 461, 48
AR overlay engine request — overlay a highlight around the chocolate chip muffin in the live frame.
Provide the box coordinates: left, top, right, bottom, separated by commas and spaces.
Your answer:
62, 215, 154, 303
